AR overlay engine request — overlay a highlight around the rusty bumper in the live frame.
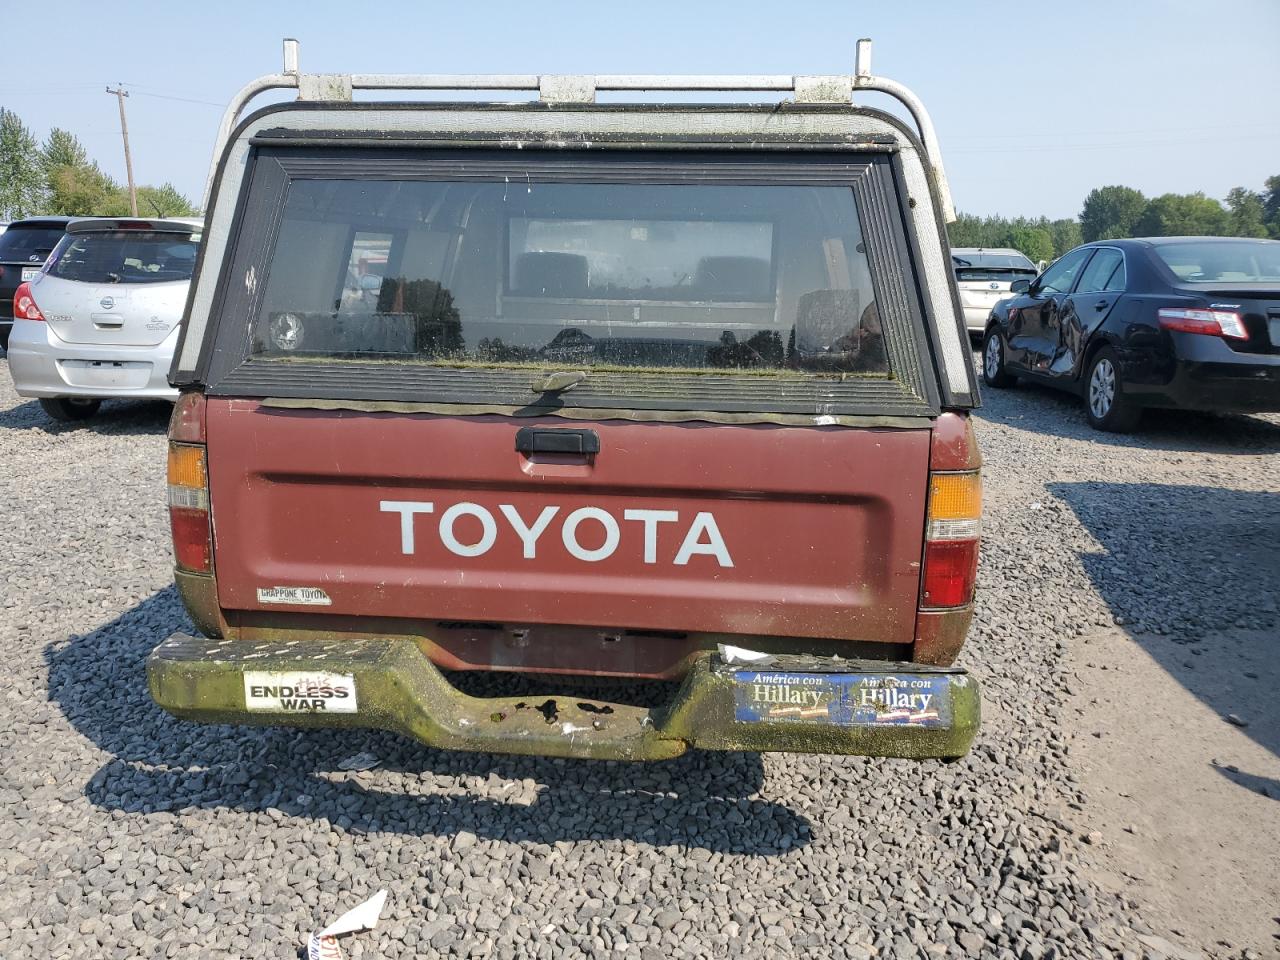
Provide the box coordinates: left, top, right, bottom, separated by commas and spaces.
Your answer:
146, 634, 981, 761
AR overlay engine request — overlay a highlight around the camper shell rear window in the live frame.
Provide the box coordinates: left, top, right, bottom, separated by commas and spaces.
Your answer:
199, 149, 941, 418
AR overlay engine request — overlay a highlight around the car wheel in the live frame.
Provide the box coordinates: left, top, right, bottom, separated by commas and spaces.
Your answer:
39, 398, 102, 422
1083, 347, 1141, 432
981, 328, 1016, 388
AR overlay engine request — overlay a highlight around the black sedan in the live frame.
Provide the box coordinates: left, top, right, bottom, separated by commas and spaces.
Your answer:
980, 236, 1280, 431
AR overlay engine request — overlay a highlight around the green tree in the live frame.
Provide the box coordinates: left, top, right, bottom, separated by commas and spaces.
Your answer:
40, 127, 88, 172
0, 108, 46, 219
1004, 226, 1055, 264
1224, 187, 1268, 238
946, 213, 988, 249
1048, 218, 1082, 257
45, 163, 119, 216
41, 127, 124, 216
1262, 175, 1280, 238
136, 182, 200, 218
1135, 192, 1229, 237
1080, 185, 1147, 242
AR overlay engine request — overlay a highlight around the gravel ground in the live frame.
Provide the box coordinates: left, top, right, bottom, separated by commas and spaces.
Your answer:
1, 356, 1277, 960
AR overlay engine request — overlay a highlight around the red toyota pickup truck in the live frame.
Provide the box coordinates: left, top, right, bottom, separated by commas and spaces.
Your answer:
148, 41, 984, 761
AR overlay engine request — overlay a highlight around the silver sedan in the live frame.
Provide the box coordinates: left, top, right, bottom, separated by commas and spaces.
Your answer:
7, 217, 201, 420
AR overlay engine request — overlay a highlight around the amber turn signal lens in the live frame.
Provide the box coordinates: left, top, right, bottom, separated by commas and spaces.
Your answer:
167, 443, 207, 489
927, 471, 982, 521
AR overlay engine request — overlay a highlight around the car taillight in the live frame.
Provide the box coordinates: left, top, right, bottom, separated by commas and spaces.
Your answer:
1157, 307, 1248, 341
921, 471, 981, 609
167, 394, 211, 574
13, 282, 45, 321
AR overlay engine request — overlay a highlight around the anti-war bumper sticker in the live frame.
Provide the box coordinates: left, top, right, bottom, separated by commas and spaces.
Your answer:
244, 672, 357, 713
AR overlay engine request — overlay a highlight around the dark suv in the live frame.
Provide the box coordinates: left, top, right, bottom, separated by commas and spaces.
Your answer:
0, 217, 73, 351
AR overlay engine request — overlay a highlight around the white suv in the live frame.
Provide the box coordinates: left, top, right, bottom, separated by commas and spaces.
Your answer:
7, 217, 201, 420
951, 247, 1039, 334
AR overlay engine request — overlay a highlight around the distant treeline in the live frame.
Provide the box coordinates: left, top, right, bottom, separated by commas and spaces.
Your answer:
0, 108, 199, 220
949, 178, 1280, 262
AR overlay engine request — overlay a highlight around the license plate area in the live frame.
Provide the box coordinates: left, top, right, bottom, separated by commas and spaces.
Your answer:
21, 267, 40, 281
732, 669, 953, 727
57, 358, 152, 389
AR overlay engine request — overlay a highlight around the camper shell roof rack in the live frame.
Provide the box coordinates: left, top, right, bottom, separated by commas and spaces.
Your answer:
204, 37, 955, 222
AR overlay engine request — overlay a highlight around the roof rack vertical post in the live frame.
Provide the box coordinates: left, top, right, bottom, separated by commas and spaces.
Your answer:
852, 39, 956, 222
282, 37, 299, 75
855, 38, 872, 79
202, 38, 303, 210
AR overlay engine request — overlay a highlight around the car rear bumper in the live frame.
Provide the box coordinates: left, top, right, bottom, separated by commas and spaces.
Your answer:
961, 306, 990, 332
6, 318, 179, 399
1162, 362, 1280, 411
147, 633, 981, 761
1132, 336, 1280, 412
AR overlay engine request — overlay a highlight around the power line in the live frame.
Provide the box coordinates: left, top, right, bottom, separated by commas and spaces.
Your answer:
945, 120, 1279, 141
0, 84, 225, 107
947, 131, 1280, 155
129, 90, 225, 108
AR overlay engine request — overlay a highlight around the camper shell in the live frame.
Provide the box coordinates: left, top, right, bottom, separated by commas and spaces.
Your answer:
148, 40, 984, 760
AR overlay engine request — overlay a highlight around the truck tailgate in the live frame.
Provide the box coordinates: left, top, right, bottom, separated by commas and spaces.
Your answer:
205, 399, 930, 644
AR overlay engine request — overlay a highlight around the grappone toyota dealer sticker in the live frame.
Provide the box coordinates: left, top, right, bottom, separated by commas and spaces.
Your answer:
244, 672, 357, 713
257, 586, 332, 605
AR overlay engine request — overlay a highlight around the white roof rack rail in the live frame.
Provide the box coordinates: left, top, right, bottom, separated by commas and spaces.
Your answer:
205, 37, 954, 221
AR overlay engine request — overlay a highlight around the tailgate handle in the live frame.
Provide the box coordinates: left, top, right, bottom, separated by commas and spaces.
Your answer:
515, 427, 600, 455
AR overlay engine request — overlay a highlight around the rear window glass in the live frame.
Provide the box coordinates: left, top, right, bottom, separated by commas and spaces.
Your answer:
0, 226, 65, 264
1153, 241, 1280, 283
951, 252, 1036, 270
47, 231, 200, 284
251, 179, 888, 377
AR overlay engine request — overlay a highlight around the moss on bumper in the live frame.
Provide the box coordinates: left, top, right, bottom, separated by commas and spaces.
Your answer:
147, 634, 980, 761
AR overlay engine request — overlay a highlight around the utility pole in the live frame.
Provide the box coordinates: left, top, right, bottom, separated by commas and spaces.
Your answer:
105, 85, 137, 216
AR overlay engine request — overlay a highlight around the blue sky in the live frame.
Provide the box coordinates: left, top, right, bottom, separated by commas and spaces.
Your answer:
3, 0, 1277, 219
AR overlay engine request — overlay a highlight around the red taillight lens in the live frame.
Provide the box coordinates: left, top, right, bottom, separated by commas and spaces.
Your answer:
922, 539, 980, 608
13, 282, 45, 321
170, 508, 213, 572
169, 392, 207, 443
1158, 307, 1248, 341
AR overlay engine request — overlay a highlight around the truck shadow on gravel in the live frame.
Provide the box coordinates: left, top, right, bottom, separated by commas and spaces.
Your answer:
1050, 481, 1280, 770
975, 375, 1280, 455
0, 398, 171, 434
45, 589, 809, 854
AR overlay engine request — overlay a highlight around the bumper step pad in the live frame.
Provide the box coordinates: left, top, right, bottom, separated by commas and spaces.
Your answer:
147, 634, 981, 761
